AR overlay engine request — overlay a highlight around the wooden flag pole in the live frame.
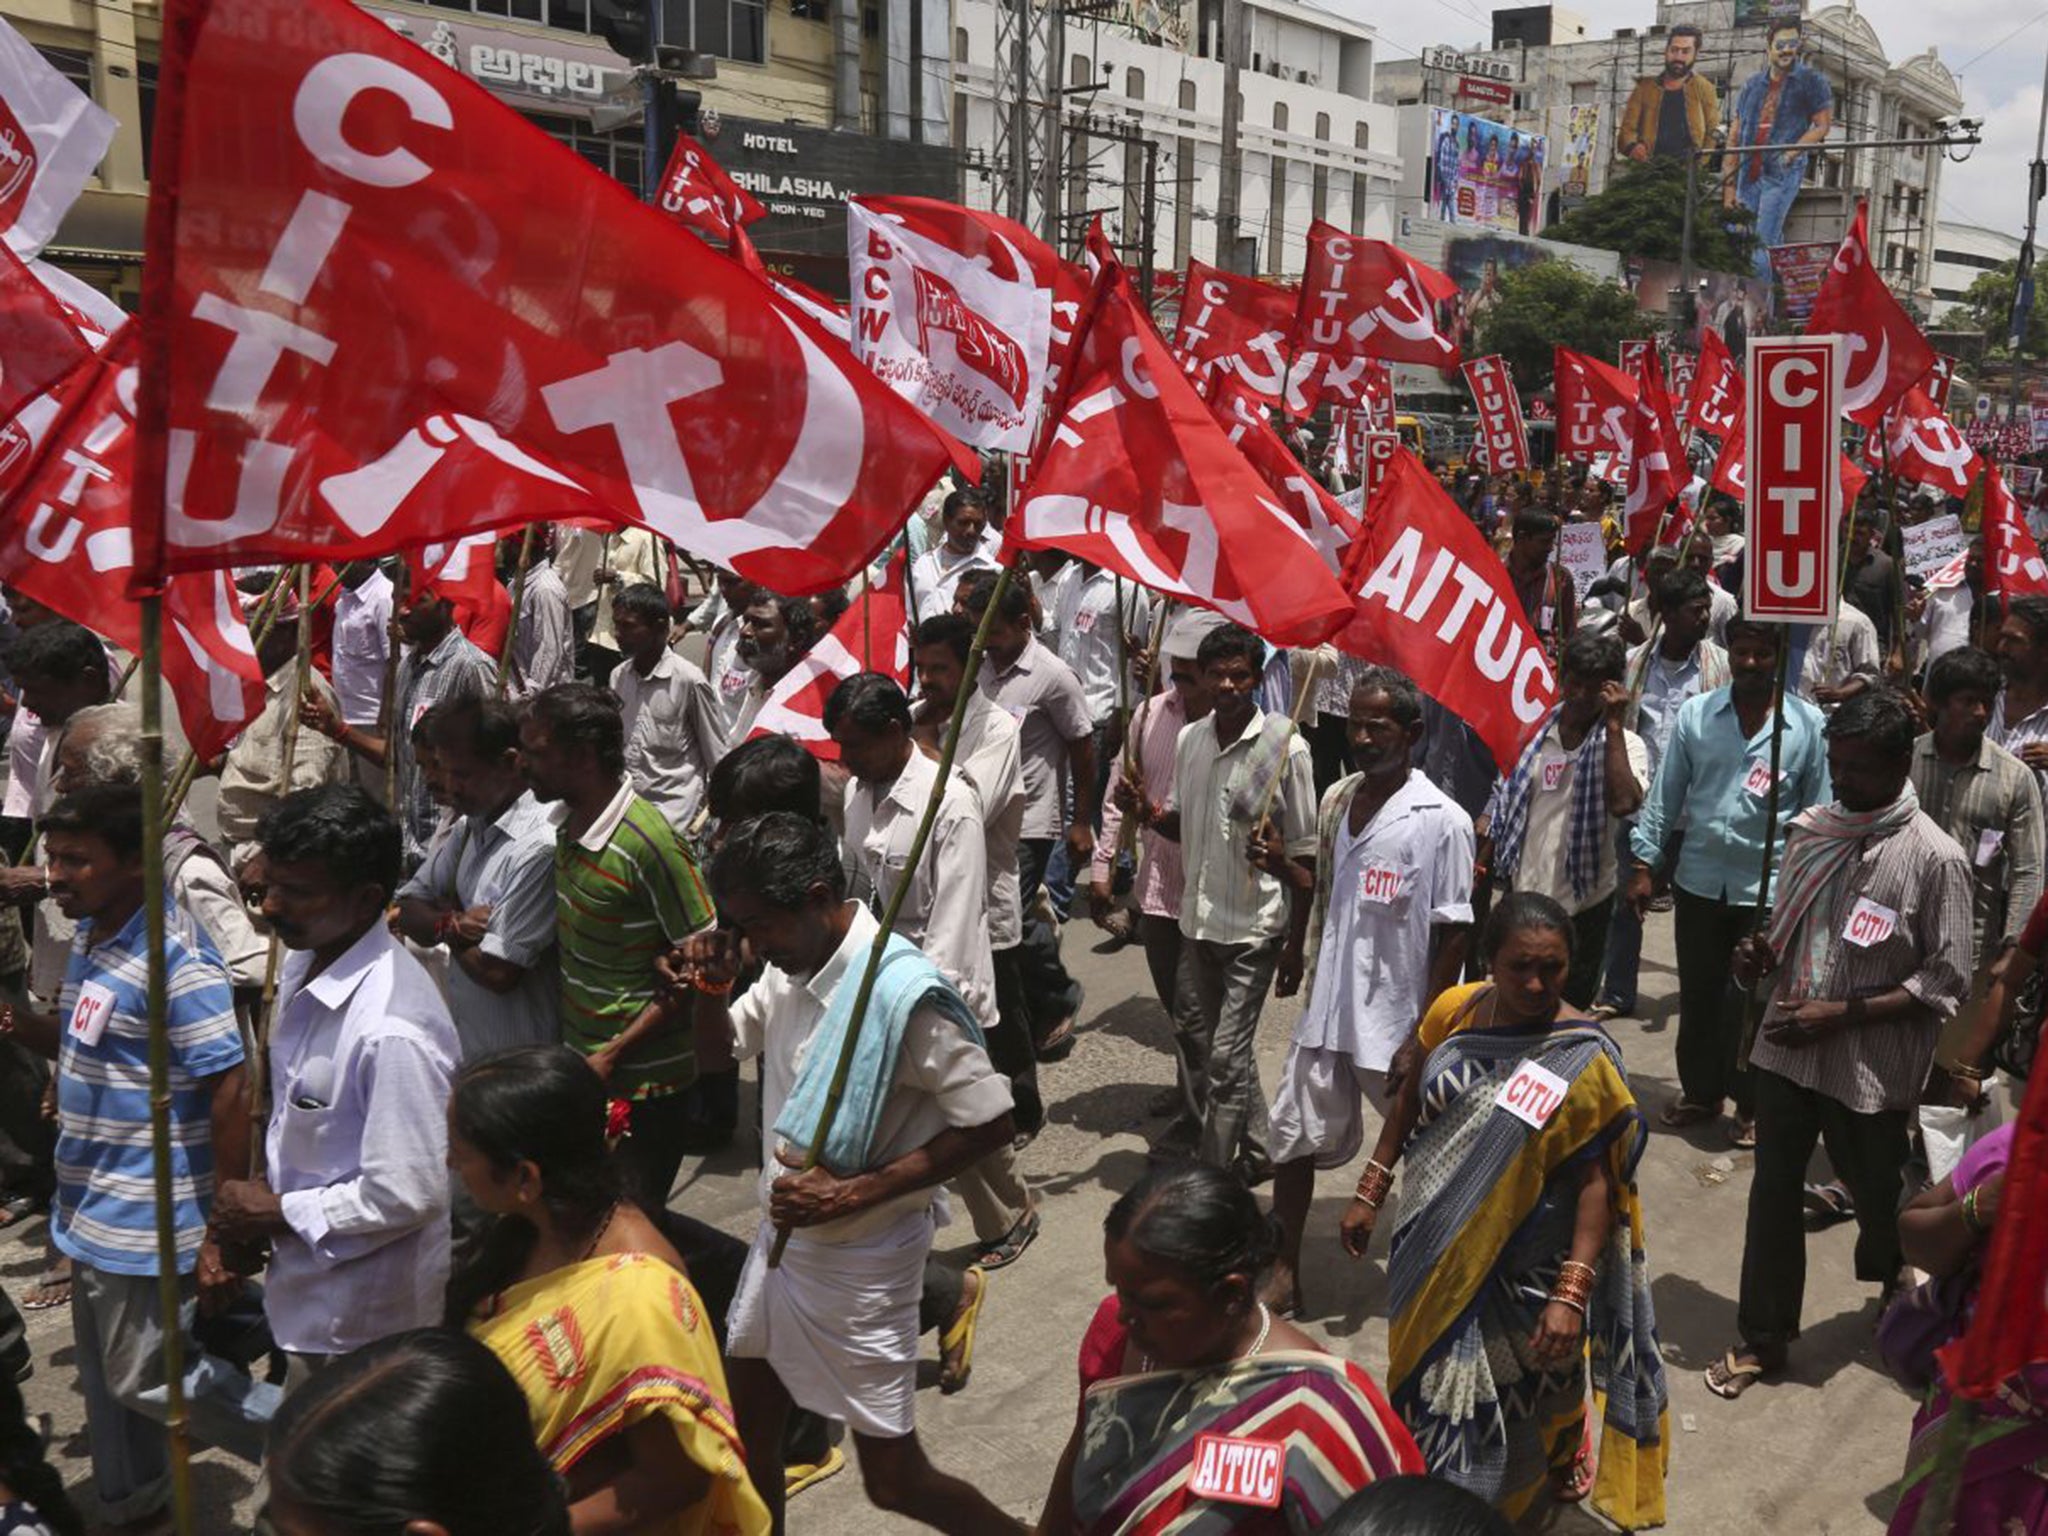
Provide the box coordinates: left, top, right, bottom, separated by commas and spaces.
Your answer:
1737, 637, 1795, 1066
496, 527, 536, 696
1115, 604, 1172, 866
767, 559, 1019, 1269
137, 595, 198, 1534
383, 563, 409, 811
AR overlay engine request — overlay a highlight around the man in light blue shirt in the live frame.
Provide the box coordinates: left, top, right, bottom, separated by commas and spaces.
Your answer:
1625, 619, 1831, 1147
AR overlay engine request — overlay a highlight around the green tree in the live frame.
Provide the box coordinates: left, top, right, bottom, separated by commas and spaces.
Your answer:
1473, 259, 1652, 392
1544, 157, 1755, 275
1953, 261, 2048, 359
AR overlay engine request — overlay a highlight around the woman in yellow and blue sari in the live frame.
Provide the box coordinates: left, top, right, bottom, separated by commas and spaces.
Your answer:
1385, 893, 1670, 1530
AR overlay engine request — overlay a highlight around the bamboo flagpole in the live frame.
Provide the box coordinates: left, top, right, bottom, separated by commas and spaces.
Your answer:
1736, 637, 1796, 1066
383, 562, 409, 811
766, 558, 1020, 1268
1114, 604, 1173, 867
496, 526, 536, 696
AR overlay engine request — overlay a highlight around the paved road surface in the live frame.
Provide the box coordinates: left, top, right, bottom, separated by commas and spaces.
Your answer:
9, 904, 1921, 1532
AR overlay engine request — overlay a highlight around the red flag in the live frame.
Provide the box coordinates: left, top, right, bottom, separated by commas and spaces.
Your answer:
1285, 352, 1395, 421
1208, 389, 1359, 574
1172, 260, 1296, 408
1008, 235, 1355, 648
1686, 329, 1745, 441
0, 326, 262, 758
652, 130, 766, 244
1330, 450, 1556, 766
746, 552, 910, 761
1940, 1062, 2048, 1399
1865, 387, 1982, 499
1806, 201, 1936, 429
1984, 463, 2048, 600
1460, 354, 1530, 473
134, 0, 974, 597
1710, 426, 1870, 534
728, 225, 850, 343
1553, 348, 1638, 465
1621, 341, 1686, 555
409, 534, 511, 656
0, 238, 91, 425
1292, 222, 1461, 370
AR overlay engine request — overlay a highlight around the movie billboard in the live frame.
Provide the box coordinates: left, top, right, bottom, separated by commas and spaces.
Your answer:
1560, 105, 1599, 198
1424, 109, 1547, 237
1438, 234, 1554, 359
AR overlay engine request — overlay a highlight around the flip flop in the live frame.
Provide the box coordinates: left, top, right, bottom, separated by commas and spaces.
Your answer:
1803, 1181, 1855, 1230
1659, 1098, 1718, 1129
21, 1269, 69, 1311
0, 1194, 38, 1230
1728, 1116, 1758, 1150
784, 1444, 846, 1498
976, 1208, 1041, 1271
938, 1266, 987, 1395
1555, 1422, 1596, 1502
1704, 1350, 1768, 1400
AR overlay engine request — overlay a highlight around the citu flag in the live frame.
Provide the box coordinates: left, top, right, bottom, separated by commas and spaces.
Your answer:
652, 130, 766, 245
131, 0, 975, 596
1805, 200, 1935, 430
747, 551, 910, 761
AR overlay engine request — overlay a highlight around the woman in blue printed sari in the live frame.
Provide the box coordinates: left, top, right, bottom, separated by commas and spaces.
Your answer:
1385, 893, 1670, 1529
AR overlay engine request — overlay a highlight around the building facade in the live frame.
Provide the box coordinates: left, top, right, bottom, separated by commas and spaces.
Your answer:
16, 0, 960, 301
1374, 0, 1964, 302
952, 0, 1405, 280
1931, 220, 2022, 320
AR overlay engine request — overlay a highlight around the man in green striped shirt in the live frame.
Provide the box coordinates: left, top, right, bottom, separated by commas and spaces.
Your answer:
519, 683, 716, 1209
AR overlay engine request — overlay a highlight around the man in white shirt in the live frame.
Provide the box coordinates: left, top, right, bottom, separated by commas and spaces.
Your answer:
583, 526, 664, 680
610, 582, 728, 837
694, 570, 766, 742
1266, 666, 1473, 1315
1123, 624, 1316, 1179
829, 673, 1037, 1266
733, 593, 822, 745
327, 560, 392, 802
210, 786, 457, 1382
391, 696, 561, 1060
502, 538, 574, 699
679, 812, 1016, 1533
909, 489, 1002, 624
1482, 630, 1648, 1010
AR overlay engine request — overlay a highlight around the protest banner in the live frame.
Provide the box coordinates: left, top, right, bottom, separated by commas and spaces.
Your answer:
1900, 513, 1967, 583
1557, 522, 1608, 597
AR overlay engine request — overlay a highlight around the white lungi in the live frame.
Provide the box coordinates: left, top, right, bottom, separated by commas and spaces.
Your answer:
1268, 1044, 1393, 1170
727, 1205, 933, 1439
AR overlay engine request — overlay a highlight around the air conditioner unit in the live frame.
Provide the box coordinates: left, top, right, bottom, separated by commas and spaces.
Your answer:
1615, 27, 1635, 39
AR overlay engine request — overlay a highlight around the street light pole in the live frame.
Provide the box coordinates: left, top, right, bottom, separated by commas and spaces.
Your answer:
2007, 51, 2048, 426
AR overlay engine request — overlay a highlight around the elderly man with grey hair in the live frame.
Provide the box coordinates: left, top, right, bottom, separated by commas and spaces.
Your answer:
50, 701, 267, 995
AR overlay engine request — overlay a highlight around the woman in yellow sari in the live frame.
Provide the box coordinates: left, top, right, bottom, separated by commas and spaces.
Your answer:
448, 1046, 770, 1536
1379, 893, 1670, 1530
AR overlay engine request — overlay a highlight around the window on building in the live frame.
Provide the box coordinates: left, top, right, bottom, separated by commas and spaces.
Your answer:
1127, 67, 1145, 102
1350, 168, 1367, 235
1315, 111, 1329, 141
1180, 79, 1198, 113
657, 0, 768, 60
1354, 121, 1368, 153
138, 60, 158, 173
955, 25, 968, 59
425, 0, 598, 26
792, 0, 830, 18
35, 47, 93, 100
1273, 102, 1288, 132
528, 110, 645, 191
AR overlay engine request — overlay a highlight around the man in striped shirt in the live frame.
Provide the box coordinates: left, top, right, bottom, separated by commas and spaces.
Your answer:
2, 784, 277, 1527
519, 683, 716, 1212
1708, 688, 1973, 1401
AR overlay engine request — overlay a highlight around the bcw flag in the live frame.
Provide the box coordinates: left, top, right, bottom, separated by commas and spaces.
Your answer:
134, 0, 975, 597
1172, 260, 1296, 408
0, 326, 263, 758
1331, 448, 1555, 766
1685, 328, 1744, 440
1291, 222, 1461, 370
0, 19, 117, 258
1806, 201, 1936, 429
1007, 230, 1355, 648
747, 552, 910, 761
848, 196, 1054, 456
1554, 348, 1638, 471
1864, 386, 1982, 499
1460, 355, 1529, 473
653, 130, 766, 245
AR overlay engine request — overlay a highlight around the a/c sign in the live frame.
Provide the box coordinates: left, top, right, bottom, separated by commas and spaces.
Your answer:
1744, 335, 1843, 623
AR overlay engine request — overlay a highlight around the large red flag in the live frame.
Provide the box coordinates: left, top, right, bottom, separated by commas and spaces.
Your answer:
134, 0, 974, 597
1292, 222, 1461, 370
0, 326, 262, 759
1685, 329, 1745, 441
1553, 348, 1638, 465
1172, 260, 1297, 408
1330, 449, 1556, 766
1007, 236, 1355, 648
1864, 386, 1983, 500
1208, 390, 1359, 574
1806, 202, 1936, 430
746, 552, 910, 761
1621, 341, 1686, 554
1984, 463, 2048, 600
652, 130, 766, 244
0, 238, 92, 427
1939, 1061, 2048, 1400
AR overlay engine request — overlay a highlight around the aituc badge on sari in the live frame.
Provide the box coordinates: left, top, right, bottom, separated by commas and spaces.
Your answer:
1187, 1432, 1285, 1508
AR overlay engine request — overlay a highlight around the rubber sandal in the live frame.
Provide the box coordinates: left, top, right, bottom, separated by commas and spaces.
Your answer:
1035, 1016, 1079, 1063
938, 1266, 986, 1395
1659, 1098, 1718, 1129
1728, 1116, 1757, 1150
1704, 1350, 1768, 1400
1555, 1422, 1596, 1502
21, 1269, 69, 1311
976, 1208, 1041, 1271
1803, 1181, 1855, 1230
0, 1194, 38, 1230
784, 1444, 845, 1498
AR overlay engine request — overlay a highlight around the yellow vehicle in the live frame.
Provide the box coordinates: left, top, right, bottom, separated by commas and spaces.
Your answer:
1397, 414, 1425, 456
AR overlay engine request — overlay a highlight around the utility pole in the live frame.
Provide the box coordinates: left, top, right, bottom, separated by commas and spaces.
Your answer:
1214, 0, 1245, 272
2009, 51, 2048, 425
